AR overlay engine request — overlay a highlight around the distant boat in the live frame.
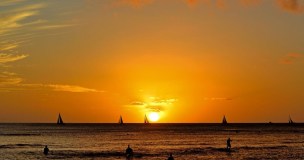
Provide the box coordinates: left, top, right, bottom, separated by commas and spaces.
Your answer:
288, 115, 294, 124
57, 113, 64, 125
222, 115, 227, 125
118, 115, 124, 125
144, 114, 150, 124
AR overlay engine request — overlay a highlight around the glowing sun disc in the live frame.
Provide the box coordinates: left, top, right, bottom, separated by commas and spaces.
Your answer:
148, 112, 160, 122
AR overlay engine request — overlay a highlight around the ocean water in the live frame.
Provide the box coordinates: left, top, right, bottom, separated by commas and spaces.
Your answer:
0, 123, 303, 160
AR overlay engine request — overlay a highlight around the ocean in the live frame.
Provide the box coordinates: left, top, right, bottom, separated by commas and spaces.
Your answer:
0, 123, 303, 160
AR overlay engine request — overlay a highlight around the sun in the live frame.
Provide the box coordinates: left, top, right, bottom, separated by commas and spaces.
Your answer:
148, 112, 160, 122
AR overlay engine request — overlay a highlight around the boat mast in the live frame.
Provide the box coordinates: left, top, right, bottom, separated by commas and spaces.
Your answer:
144, 114, 149, 124
289, 115, 294, 124
119, 115, 124, 124
57, 113, 64, 125
222, 115, 227, 125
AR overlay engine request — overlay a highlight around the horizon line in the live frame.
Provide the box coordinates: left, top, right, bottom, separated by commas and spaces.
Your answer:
0, 122, 303, 124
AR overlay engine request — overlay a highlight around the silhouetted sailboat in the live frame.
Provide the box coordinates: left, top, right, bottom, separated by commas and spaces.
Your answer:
57, 113, 64, 125
144, 114, 150, 124
222, 115, 227, 125
288, 115, 294, 124
118, 115, 124, 125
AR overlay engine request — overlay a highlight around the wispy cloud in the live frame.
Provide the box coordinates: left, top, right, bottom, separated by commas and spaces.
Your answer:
128, 97, 177, 112
216, 0, 227, 9
35, 24, 75, 30
184, 0, 199, 7
0, 1, 73, 42
113, 0, 304, 14
0, 11, 38, 35
184, 0, 230, 8
1, 82, 103, 93
0, 1, 88, 93
9, 3, 45, 13
280, 52, 303, 64
130, 101, 146, 105
0, 0, 25, 7
239, 0, 262, 7
0, 71, 22, 86
113, 0, 153, 8
276, 0, 304, 14
0, 2, 44, 69
203, 97, 232, 101
46, 84, 102, 93
0, 53, 28, 64
0, 43, 18, 51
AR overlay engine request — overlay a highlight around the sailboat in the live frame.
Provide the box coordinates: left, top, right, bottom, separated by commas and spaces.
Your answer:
288, 115, 294, 124
144, 114, 150, 124
222, 115, 228, 125
57, 113, 64, 125
118, 115, 124, 125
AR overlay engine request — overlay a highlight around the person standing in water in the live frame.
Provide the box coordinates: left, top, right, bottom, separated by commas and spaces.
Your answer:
226, 138, 232, 151
168, 153, 174, 160
43, 145, 49, 155
125, 145, 133, 159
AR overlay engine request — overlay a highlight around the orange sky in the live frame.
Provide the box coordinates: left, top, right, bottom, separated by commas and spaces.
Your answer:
0, 0, 303, 123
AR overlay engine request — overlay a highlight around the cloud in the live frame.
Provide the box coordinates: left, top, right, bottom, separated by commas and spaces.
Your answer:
130, 101, 146, 105
0, 2, 73, 43
0, 43, 18, 51
128, 97, 177, 112
184, 0, 225, 8
35, 24, 75, 30
145, 105, 165, 112
46, 84, 102, 93
1, 71, 101, 93
0, 1, 80, 93
184, 0, 303, 12
239, 0, 262, 6
215, 0, 227, 9
0, 3, 42, 69
115, 0, 154, 8
112, 0, 304, 14
185, 0, 199, 7
0, 0, 25, 7
276, 0, 304, 13
9, 3, 45, 13
280, 52, 303, 64
203, 97, 232, 101
0, 53, 28, 63
0, 71, 22, 86
0, 11, 39, 35
0, 82, 103, 93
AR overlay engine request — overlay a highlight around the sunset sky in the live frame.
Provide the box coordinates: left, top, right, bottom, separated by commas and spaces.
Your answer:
0, 0, 303, 123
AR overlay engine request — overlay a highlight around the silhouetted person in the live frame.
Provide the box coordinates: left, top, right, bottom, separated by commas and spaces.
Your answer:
168, 153, 174, 160
125, 145, 133, 160
226, 138, 232, 151
43, 145, 49, 155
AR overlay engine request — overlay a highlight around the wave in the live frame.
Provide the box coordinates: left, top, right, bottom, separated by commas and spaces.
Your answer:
21, 150, 160, 159
239, 145, 288, 150
0, 143, 43, 149
281, 141, 304, 144
207, 145, 288, 151
173, 145, 289, 155
13, 144, 292, 159
0, 133, 41, 136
